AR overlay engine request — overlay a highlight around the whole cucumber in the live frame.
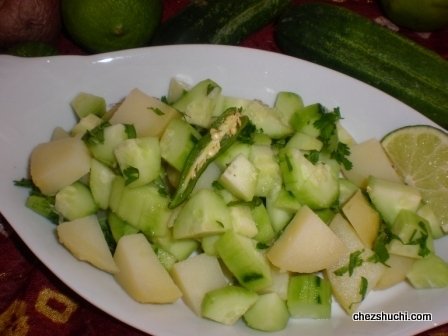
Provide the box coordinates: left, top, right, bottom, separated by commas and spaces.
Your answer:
151, 0, 290, 45
275, 3, 448, 129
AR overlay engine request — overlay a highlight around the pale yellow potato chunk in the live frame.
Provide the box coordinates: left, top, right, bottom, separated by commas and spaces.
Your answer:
114, 233, 182, 304
30, 136, 91, 195
171, 253, 228, 316
266, 206, 347, 273
375, 254, 415, 290
342, 190, 380, 249
342, 138, 402, 188
57, 215, 118, 274
325, 214, 386, 314
109, 88, 179, 138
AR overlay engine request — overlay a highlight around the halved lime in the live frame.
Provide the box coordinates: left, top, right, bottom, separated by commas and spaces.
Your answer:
381, 125, 448, 226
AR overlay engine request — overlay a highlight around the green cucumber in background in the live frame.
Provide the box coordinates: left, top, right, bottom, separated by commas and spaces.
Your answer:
151, 0, 290, 45
275, 3, 448, 129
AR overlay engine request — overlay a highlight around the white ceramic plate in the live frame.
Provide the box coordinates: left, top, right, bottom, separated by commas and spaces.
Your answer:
0, 45, 446, 336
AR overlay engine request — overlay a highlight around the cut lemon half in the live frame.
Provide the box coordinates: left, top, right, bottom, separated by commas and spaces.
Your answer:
381, 125, 448, 226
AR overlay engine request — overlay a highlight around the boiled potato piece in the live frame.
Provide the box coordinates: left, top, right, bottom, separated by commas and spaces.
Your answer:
57, 215, 118, 274
171, 253, 228, 316
342, 138, 402, 187
114, 233, 182, 304
30, 136, 91, 195
375, 254, 415, 290
342, 190, 380, 249
266, 206, 347, 273
325, 214, 386, 314
109, 88, 179, 138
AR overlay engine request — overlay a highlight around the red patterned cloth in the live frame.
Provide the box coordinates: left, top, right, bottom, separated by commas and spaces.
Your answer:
1, 0, 447, 335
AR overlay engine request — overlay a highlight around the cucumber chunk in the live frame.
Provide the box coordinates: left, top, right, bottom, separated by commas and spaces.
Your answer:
89, 158, 117, 210
109, 177, 171, 239
160, 118, 200, 171
279, 147, 339, 209
70, 92, 106, 119
114, 137, 161, 188
366, 176, 422, 225
202, 285, 258, 325
274, 91, 304, 127
216, 230, 272, 291
387, 209, 433, 259
243, 292, 289, 332
172, 189, 231, 239
406, 254, 448, 288
172, 79, 222, 128
108, 212, 139, 243
55, 181, 98, 221
219, 154, 258, 202
287, 274, 331, 319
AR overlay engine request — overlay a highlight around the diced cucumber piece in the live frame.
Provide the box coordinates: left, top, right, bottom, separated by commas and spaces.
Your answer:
160, 118, 200, 171
55, 181, 98, 221
114, 137, 161, 188
315, 208, 337, 224
214, 141, 251, 170
266, 188, 294, 234
166, 77, 189, 104
243, 292, 289, 332
202, 285, 258, 325
90, 158, 117, 210
71, 114, 103, 137
249, 145, 282, 197
70, 92, 106, 119
290, 103, 323, 137
212, 180, 238, 204
172, 79, 222, 128
108, 211, 139, 243
229, 204, 258, 238
406, 254, 448, 288
243, 99, 293, 139
416, 203, 444, 239
153, 230, 199, 261
287, 274, 331, 319
251, 133, 272, 145
25, 194, 59, 223
388, 209, 433, 259
272, 187, 302, 212
109, 176, 171, 239
153, 245, 177, 270
251, 203, 276, 245
85, 123, 129, 167
274, 91, 304, 127
201, 234, 221, 256
216, 230, 272, 291
172, 189, 231, 239
285, 132, 323, 151
338, 177, 359, 206
259, 267, 290, 300
279, 147, 339, 209
366, 176, 422, 225
219, 154, 258, 202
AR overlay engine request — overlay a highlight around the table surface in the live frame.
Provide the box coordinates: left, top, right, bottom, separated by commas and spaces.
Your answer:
1, 0, 447, 335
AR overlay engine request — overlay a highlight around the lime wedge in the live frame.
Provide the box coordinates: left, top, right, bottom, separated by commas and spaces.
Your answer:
381, 125, 448, 226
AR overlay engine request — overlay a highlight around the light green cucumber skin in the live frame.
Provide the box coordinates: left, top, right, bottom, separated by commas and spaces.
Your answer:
276, 3, 448, 129
152, 0, 290, 45
54, 181, 98, 221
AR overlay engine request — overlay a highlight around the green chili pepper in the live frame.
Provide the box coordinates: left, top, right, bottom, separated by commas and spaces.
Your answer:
169, 107, 250, 208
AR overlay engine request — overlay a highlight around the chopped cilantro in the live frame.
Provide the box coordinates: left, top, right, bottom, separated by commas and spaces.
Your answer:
82, 122, 110, 145
313, 107, 352, 170
123, 166, 139, 185
124, 124, 137, 139
148, 106, 165, 116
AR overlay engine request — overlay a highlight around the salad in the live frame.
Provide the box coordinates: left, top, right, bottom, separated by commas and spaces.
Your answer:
15, 77, 448, 332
